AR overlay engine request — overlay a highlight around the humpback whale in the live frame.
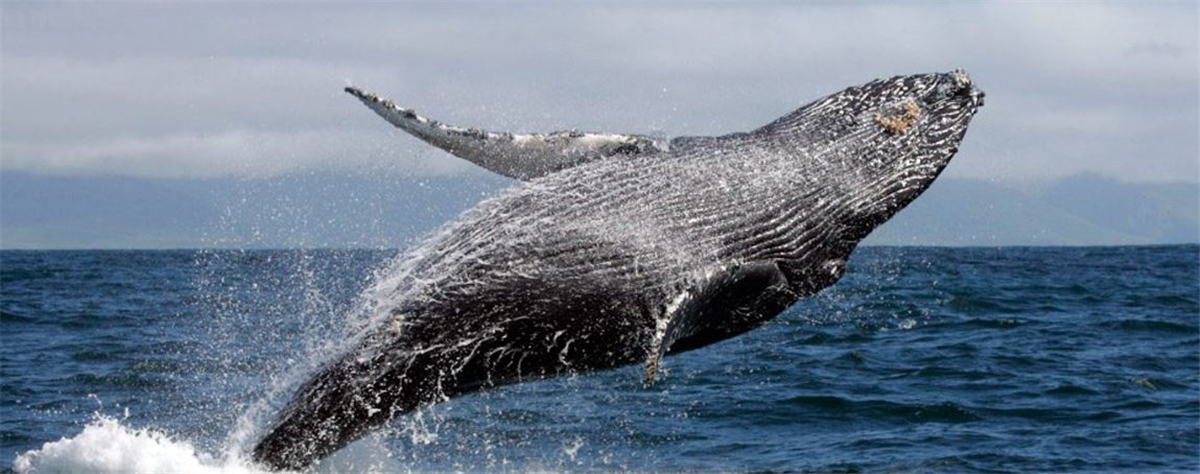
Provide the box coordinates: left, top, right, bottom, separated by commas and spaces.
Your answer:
252, 70, 985, 470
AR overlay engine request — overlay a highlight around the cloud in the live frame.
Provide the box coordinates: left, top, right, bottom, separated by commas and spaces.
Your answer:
1126, 41, 1186, 59
1, 2, 1196, 182
2, 129, 472, 179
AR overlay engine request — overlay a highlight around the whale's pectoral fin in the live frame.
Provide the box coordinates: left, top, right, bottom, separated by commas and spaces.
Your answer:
644, 261, 794, 385
346, 87, 668, 180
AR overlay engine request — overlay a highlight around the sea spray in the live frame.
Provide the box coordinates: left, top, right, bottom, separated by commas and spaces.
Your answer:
13, 415, 244, 474
13, 414, 403, 474
9, 248, 415, 473
192, 248, 404, 456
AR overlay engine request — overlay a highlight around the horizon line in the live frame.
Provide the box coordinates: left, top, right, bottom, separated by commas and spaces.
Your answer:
2, 243, 1198, 253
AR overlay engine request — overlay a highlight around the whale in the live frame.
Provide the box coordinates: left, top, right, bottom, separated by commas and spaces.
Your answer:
251, 70, 985, 470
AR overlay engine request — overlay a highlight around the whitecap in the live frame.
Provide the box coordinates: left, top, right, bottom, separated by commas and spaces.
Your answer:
13, 415, 400, 474
13, 416, 258, 474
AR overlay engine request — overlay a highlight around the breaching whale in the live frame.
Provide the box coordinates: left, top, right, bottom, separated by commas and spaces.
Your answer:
252, 70, 985, 470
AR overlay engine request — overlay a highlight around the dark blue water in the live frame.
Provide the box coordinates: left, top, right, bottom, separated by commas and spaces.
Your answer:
2, 246, 1198, 473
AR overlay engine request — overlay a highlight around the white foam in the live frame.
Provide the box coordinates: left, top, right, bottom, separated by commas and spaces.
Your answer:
13, 416, 260, 474
12, 415, 401, 474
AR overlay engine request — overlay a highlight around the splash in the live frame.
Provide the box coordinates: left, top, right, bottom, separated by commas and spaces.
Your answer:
12, 415, 401, 474
13, 415, 250, 474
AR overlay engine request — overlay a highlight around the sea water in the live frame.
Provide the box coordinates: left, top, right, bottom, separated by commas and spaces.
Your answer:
2, 246, 1197, 473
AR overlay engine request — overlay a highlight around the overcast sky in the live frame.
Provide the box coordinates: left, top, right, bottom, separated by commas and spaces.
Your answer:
2, 2, 1197, 183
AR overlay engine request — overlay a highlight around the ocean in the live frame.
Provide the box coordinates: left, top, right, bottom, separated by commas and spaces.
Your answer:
1, 246, 1197, 473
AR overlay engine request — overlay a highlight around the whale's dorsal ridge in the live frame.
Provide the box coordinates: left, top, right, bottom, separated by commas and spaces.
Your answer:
346, 86, 671, 180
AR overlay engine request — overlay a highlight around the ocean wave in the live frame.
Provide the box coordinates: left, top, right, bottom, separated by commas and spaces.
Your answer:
775, 395, 982, 423
1099, 318, 1198, 334
13, 416, 251, 474
0, 310, 36, 324
11, 416, 402, 474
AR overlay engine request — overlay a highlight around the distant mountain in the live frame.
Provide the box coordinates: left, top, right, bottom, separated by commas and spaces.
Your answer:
0, 171, 510, 249
0, 173, 219, 248
1038, 174, 1199, 244
1, 171, 1196, 249
863, 175, 1199, 246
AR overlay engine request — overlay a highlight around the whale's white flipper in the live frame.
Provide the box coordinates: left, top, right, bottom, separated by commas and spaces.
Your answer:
346, 87, 668, 180
644, 261, 793, 385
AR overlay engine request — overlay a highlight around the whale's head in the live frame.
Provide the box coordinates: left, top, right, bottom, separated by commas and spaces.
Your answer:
803, 70, 985, 242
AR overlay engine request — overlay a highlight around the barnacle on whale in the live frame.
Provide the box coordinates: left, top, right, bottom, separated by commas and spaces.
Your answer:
874, 99, 921, 134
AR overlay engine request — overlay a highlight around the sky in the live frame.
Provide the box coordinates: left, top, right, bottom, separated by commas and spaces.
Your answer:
2, 2, 1197, 184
